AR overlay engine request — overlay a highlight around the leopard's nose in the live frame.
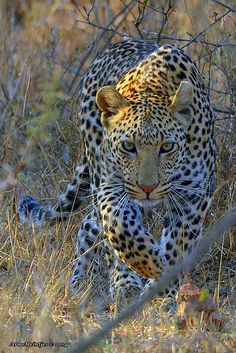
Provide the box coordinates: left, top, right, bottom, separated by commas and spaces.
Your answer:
137, 183, 158, 194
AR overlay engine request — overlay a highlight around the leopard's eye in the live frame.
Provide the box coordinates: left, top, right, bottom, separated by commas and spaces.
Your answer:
121, 141, 137, 153
160, 141, 175, 154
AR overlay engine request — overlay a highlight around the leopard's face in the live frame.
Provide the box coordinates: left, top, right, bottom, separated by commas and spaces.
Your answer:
113, 116, 187, 207
96, 81, 193, 207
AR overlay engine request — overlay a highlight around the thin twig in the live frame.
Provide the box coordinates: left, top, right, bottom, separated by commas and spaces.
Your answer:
213, 107, 235, 114
133, 0, 149, 39
140, 31, 236, 47
210, 0, 236, 12
181, 10, 232, 49
155, 0, 178, 43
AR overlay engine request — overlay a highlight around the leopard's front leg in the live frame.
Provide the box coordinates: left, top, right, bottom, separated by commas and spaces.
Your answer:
98, 190, 164, 280
142, 193, 211, 296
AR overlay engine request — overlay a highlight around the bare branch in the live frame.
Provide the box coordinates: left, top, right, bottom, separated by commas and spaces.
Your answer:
67, 0, 136, 95
65, 208, 236, 353
155, 0, 178, 43
120, 0, 136, 20
181, 10, 232, 49
140, 31, 236, 47
142, 1, 168, 14
76, 19, 123, 36
133, 0, 149, 39
213, 107, 236, 114
210, 0, 236, 12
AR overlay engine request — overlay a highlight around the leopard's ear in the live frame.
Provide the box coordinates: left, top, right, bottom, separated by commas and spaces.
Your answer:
171, 81, 193, 127
96, 86, 130, 130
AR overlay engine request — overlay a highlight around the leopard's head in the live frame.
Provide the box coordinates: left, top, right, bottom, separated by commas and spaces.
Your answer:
96, 81, 193, 207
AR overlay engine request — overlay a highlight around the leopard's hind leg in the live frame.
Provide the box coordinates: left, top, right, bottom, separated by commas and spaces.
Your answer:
70, 214, 103, 292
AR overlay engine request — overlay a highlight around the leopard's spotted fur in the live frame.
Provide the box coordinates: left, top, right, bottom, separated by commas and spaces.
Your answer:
19, 39, 216, 299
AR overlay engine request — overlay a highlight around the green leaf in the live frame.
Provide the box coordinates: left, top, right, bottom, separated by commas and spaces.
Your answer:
199, 288, 209, 302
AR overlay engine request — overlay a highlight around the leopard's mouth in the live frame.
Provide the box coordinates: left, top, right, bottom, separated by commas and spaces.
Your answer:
124, 182, 170, 208
134, 199, 163, 208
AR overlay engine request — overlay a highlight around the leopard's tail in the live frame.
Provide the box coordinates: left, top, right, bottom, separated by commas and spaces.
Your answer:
19, 163, 90, 227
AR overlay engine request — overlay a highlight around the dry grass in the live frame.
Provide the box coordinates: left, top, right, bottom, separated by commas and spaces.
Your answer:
0, 0, 236, 352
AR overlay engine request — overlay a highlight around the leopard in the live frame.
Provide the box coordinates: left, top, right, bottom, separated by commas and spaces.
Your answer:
19, 39, 216, 301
